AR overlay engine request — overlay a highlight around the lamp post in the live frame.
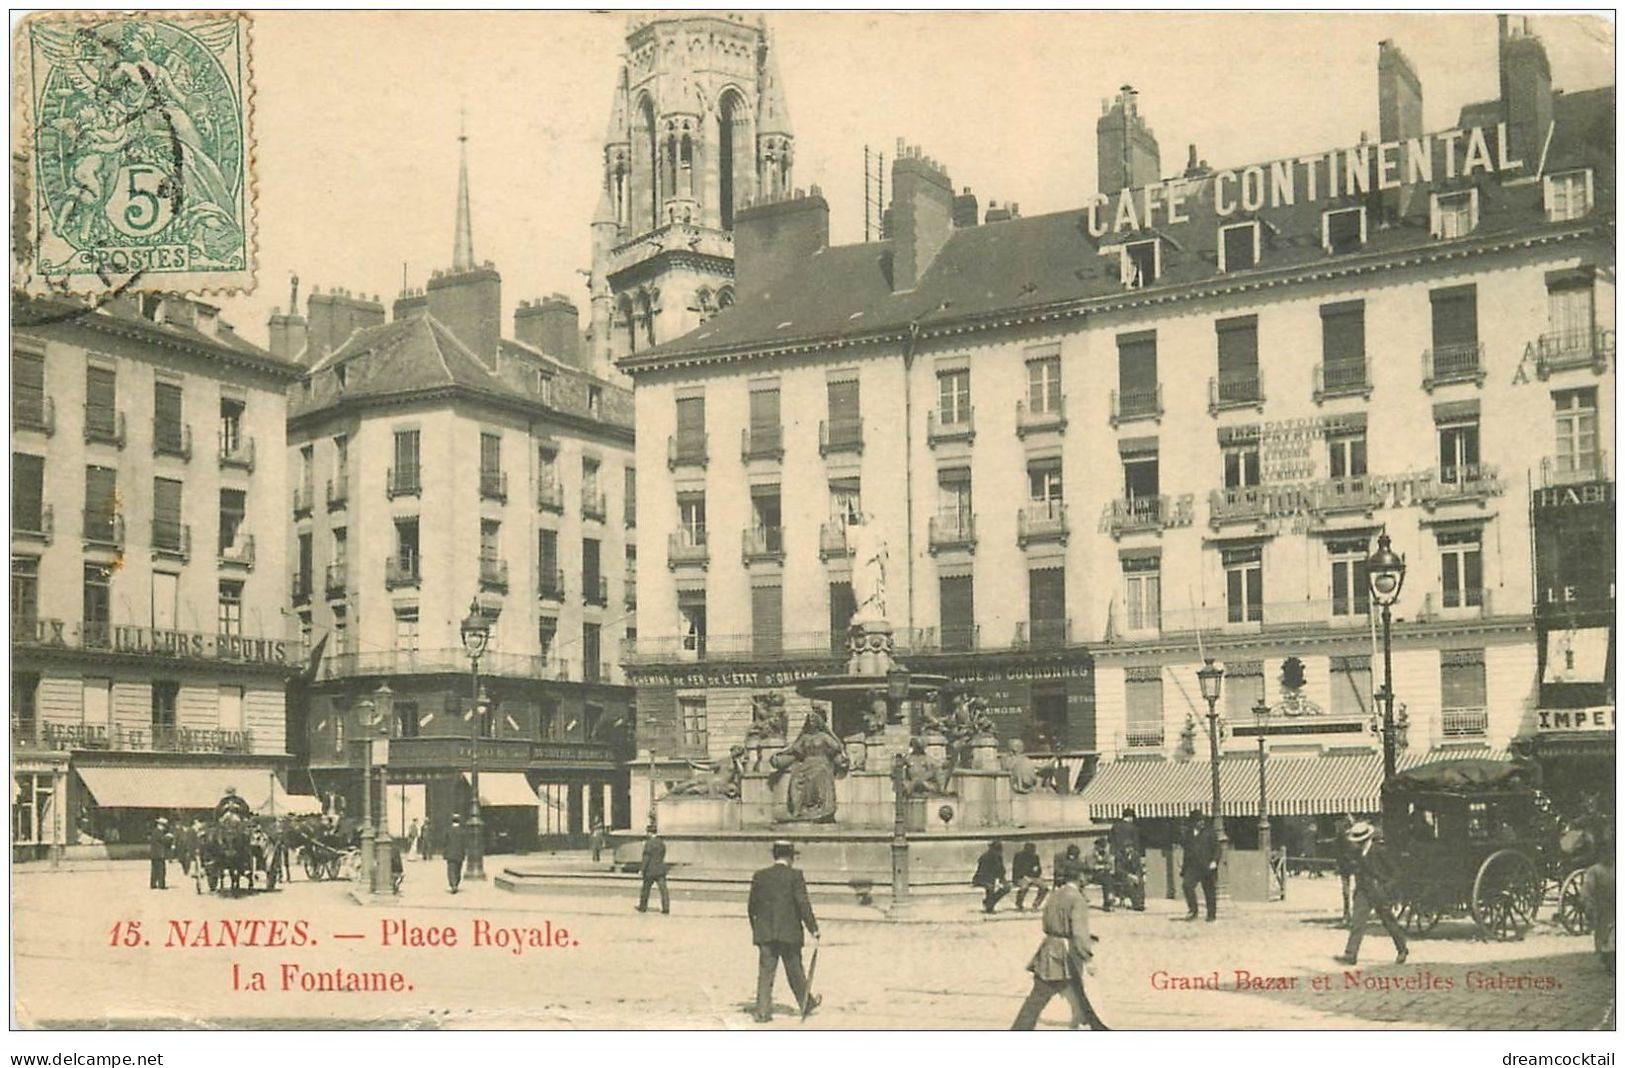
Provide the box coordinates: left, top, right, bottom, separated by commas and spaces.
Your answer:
1253, 698, 1272, 899
1196, 658, 1227, 844
459, 598, 491, 881
355, 692, 376, 889
370, 682, 395, 895
1366, 531, 1407, 784
886, 666, 912, 917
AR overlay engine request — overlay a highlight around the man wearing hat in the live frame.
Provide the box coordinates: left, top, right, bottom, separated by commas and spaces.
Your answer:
149, 817, 173, 890
747, 839, 820, 1023
1109, 807, 1145, 911
214, 785, 252, 822
1180, 808, 1220, 921
1011, 858, 1108, 1030
637, 824, 669, 914
1335, 820, 1407, 965
442, 814, 467, 893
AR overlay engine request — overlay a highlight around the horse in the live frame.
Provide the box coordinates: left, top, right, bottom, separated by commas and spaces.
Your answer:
196, 815, 257, 894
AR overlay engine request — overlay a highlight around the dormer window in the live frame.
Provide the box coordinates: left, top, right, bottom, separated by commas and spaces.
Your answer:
1432, 190, 1479, 239
1105, 238, 1161, 289
335, 364, 347, 389
588, 385, 602, 418
1218, 222, 1259, 272
533, 370, 554, 404
1545, 169, 1594, 222
1322, 207, 1366, 255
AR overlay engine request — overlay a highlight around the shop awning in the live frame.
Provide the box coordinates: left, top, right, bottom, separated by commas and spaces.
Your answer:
78, 766, 286, 811
460, 772, 538, 807
1079, 749, 1515, 821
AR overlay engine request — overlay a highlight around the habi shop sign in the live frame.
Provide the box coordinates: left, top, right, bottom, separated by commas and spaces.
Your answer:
1087, 123, 1524, 236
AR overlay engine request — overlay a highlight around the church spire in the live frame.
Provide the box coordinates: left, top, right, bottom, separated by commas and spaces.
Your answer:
756, 31, 793, 137
452, 111, 475, 271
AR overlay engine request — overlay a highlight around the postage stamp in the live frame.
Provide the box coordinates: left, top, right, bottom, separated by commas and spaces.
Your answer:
16, 11, 255, 295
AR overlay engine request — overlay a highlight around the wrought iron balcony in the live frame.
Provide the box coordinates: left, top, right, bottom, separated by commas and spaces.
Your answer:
668, 432, 708, 470
1015, 618, 1071, 648
927, 512, 976, 553
819, 418, 864, 457
387, 466, 422, 499
384, 554, 421, 589
1109, 385, 1162, 426
741, 525, 785, 564
219, 533, 255, 569
1416, 464, 1502, 509
938, 624, 980, 653
1313, 360, 1371, 402
15, 395, 54, 435
1209, 485, 1271, 525
537, 478, 564, 512
741, 425, 784, 462
537, 568, 565, 600
818, 522, 850, 560
1535, 327, 1614, 378
1422, 342, 1485, 390
83, 510, 124, 549
292, 483, 314, 518
151, 520, 190, 560
218, 432, 255, 470
1541, 450, 1610, 488
13, 503, 52, 544
1315, 475, 1385, 516
581, 487, 607, 521
1124, 726, 1166, 749
1439, 707, 1489, 739
153, 420, 192, 459
1209, 370, 1264, 414
667, 527, 709, 568
1017, 501, 1068, 547
1105, 495, 1166, 537
83, 407, 125, 447
478, 556, 509, 593
1016, 395, 1067, 437
324, 561, 348, 599
927, 406, 976, 446
326, 476, 349, 510
479, 469, 508, 503
585, 575, 609, 606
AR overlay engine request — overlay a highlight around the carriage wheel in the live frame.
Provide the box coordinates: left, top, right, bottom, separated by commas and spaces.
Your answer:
1470, 849, 1542, 941
1556, 869, 1592, 935
324, 856, 342, 881
303, 850, 323, 881
1399, 900, 1442, 937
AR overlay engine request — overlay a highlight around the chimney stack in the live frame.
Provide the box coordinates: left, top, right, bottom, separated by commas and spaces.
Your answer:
887, 145, 953, 291
952, 186, 980, 228
1097, 85, 1161, 196
515, 294, 584, 368
393, 287, 427, 322
1500, 16, 1552, 172
306, 287, 386, 360
426, 263, 501, 369
733, 186, 830, 301
1378, 40, 1424, 218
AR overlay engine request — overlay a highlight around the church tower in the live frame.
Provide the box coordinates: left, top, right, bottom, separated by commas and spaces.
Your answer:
589, 13, 794, 367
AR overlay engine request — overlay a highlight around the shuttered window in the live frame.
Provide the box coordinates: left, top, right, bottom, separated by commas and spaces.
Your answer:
827, 378, 860, 432
751, 584, 782, 656
13, 454, 43, 531
12, 349, 44, 425
394, 429, 420, 481
829, 582, 855, 652
538, 529, 558, 583
85, 465, 117, 538
1430, 285, 1478, 349
154, 380, 184, 449
1320, 301, 1365, 367
1222, 661, 1265, 724
480, 432, 501, 477
1028, 567, 1066, 645
153, 478, 182, 549
1124, 671, 1164, 745
86, 366, 117, 438
583, 537, 601, 594
1216, 316, 1259, 377
1441, 650, 1487, 710
940, 575, 975, 651
583, 623, 602, 681
749, 388, 780, 434
1330, 656, 1373, 719
1116, 332, 1158, 393
675, 395, 705, 442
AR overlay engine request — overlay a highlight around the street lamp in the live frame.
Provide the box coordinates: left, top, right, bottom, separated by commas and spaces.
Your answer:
354, 692, 376, 889
459, 598, 491, 880
886, 667, 912, 918
370, 682, 395, 895
1196, 658, 1227, 844
1366, 531, 1407, 783
1253, 698, 1272, 898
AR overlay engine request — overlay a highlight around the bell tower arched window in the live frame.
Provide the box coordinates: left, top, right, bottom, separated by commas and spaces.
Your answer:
718, 91, 745, 231
638, 96, 659, 231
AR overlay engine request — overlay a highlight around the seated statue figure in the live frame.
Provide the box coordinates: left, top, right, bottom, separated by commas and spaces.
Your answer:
668, 745, 747, 799
1000, 738, 1040, 794
769, 711, 850, 822
943, 693, 996, 773
743, 692, 788, 743
901, 736, 953, 796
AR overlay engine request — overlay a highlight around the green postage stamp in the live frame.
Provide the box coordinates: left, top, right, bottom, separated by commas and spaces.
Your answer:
17, 11, 255, 295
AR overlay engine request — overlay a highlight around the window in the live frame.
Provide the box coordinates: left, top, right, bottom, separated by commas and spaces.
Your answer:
219, 397, 245, 456
584, 622, 602, 681
1214, 315, 1260, 404
1026, 353, 1062, 414
1222, 661, 1265, 725
297, 444, 314, 502
1327, 431, 1367, 480
334, 434, 349, 482
538, 445, 560, 501
624, 466, 637, 525
149, 570, 175, 632
1124, 669, 1164, 746
84, 465, 117, 543
751, 584, 782, 656
750, 487, 782, 554
1029, 463, 1063, 508
331, 605, 348, 653
1432, 190, 1478, 239
1123, 555, 1160, 632
332, 527, 348, 572
829, 481, 861, 528
1329, 656, 1373, 719
218, 685, 244, 732
1438, 528, 1484, 609
219, 488, 245, 554
538, 615, 558, 660
1223, 440, 1261, 490
679, 592, 707, 657
587, 385, 602, 418
1429, 284, 1479, 369
1123, 450, 1160, 500
583, 537, 602, 602
937, 467, 973, 536
1115, 331, 1158, 419
1437, 416, 1480, 485
480, 431, 502, 489
1320, 300, 1367, 393
395, 608, 419, 654
13, 347, 46, 428
154, 379, 185, 453
298, 612, 312, 648
582, 457, 601, 511
151, 680, 179, 729
1323, 206, 1365, 254
394, 518, 419, 575
539, 696, 560, 741
937, 369, 971, 425
1553, 388, 1599, 479
939, 575, 975, 651
480, 520, 501, 575
1328, 537, 1371, 617
153, 478, 183, 553
538, 528, 559, 594
679, 696, 708, 749
1120, 238, 1159, 287
396, 701, 420, 739
746, 387, 782, 457
12, 556, 39, 628
218, 581, 243, 636
1548, 280, 1595, 341
392, 429, 421, 494
677, 494, 706, 545
1223, 544, 1264, 623
86, 365, 118, 442
1545, 169, 1594, 222
674, 395, 706, 462
829, 582, 856, 651
297, 531, 313, 589
13, 673, 39, 741
1219, 222, 1259, 272
14, 453, 44, 534
1028, 567, 1066, 646
826, 378, 862, 447
1441, 650, 1488, 736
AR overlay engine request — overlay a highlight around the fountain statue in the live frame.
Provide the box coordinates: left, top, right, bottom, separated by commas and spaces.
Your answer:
1000, 738, 1040, 794
769, 710, 850, 822
848, 513, 888, 625
901, 736, 953, 796
667, 745, 748, 798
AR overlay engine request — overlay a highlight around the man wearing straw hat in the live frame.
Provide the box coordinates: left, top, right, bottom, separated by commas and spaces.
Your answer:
747, 839, 820, 1023
1335, 820, 1408, 966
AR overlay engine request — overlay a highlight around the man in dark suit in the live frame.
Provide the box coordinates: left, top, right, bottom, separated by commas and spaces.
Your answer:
443, 814, 467, 893
1335, 821, 1408, 965
973, 840, 1012, 914
1180, 809, 1220, 921
637, 825, 669, 914
1109, 807, 1146, 911
747, 839, 820, 1023
149, 817, 172, 890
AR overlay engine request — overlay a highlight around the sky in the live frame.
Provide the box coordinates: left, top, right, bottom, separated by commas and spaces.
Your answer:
220, 10, 1614, 345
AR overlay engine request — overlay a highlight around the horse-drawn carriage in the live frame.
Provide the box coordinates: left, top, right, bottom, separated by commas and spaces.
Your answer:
194, 813, 284, 894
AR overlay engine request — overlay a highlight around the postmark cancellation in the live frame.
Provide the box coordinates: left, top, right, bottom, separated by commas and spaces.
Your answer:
16, 11, 255, 296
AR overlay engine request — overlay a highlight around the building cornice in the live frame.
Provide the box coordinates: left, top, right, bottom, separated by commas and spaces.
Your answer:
1090, 614, 1539, 665
288, 383, 635, 445
14, 299, 301, 382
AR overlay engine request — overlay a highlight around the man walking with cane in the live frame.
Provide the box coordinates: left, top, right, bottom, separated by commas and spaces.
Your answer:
1011, 859, 1108, 1030
747, 839, 820, 1023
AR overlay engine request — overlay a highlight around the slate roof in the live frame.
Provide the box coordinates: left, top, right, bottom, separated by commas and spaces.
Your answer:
13, 294, 297, 378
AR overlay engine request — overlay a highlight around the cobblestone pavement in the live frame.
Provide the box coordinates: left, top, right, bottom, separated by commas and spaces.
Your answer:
13, 858, 1613, 1030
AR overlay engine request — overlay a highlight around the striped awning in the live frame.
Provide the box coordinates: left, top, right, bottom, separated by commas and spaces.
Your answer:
1079, 747, 1515, 821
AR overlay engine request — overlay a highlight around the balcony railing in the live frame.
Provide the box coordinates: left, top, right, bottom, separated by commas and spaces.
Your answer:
819, 522, 850, 560
1440, 707, 1489, 739
218, 432, 255, 471
478, 556, 509, 592
479, 469, 508, 503
219, 533, 256, 569
1016, 395, 1067, 437
1419, 589, 1493, 620
83, 407, 125, 447
1146, 599, 1380, 637
585, 575, 609, 606
583, 660, 614, 685
1015, 618, 1071, 648
819, 418, 864, 457
1317, 475, 1385, 516
927, 407, 975, 445
536, 478, 564, 513
537, 568, 565, 600
741, 425, 784, 462
1105, 495, 1166, 537
291, 572, 313, 604
1313, 359, 1371, 402
1541, 450, 1610, 488
83, 510, 124, 549
928, 513, 976, 553
1125, 725, 1166, 749
151, 520, 190, 560
1110, 385, 1162, 425
668, 432, 708, 470
1422, 342, 1485, 389
153, 420, 192, 459
1535, 327, 1615, 378
13, 504, 52, 543
384, 555, 421, 589
1209, 485, 1270, 525
387, 466, 422, 499
667, 527, 709, 568
15, 395, 54, 435
1208, 370, 1264, 413
742, 525, 785, 563
326, 476, 349, 511
1416, 464, 1502, 509
32, 722, 255, 755
324, 561, 348, 599
1017, 501, 1068, 546
292, 483, 314, 518
582, 487, 607, 520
